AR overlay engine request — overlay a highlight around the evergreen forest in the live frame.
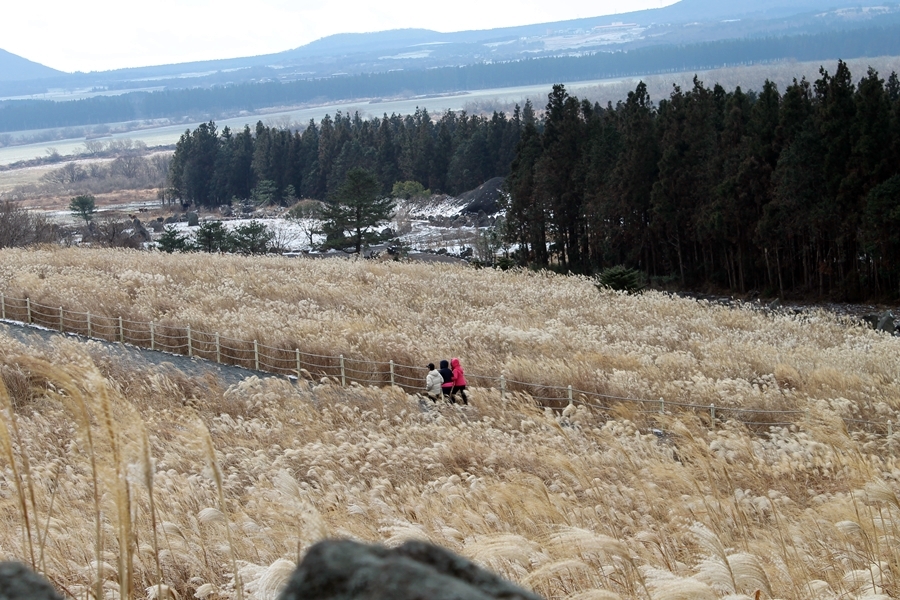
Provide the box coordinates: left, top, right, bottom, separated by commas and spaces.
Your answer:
166, 108, 523, 205
167, 61, 900, 300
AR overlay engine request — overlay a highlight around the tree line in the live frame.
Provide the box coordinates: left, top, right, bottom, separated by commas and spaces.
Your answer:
166, 108, 524, 205
4, 23, 900, 132
506, 61, 900, 300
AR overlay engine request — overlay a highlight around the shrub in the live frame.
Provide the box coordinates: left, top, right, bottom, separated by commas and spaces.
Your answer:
595, 265, 646, 294
156, 226, 190, 253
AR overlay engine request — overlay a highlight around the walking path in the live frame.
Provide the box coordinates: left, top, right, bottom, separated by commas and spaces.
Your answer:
0, 320, 274, 388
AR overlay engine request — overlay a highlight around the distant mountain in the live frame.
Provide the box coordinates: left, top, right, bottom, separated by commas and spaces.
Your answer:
2, 0, 900, 128
633, 0, 859, 23
0, 49, 62, 82
278, 0, 868, 58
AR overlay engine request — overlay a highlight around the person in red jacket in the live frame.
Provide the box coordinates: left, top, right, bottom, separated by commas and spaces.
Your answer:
449, 357, 469, 405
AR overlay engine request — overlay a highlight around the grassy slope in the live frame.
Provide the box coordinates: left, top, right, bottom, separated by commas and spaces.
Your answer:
0, 246, 898, 599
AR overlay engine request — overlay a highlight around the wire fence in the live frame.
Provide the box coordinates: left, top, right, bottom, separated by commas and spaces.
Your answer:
0, 292, 895, 438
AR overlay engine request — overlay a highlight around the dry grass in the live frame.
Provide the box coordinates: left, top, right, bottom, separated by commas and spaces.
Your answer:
1, 247, 899, 426
0, 247, 898, 599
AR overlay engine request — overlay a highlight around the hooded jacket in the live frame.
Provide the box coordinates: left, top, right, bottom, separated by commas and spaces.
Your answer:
439, 360, 454, 389
450, 358, 467, 388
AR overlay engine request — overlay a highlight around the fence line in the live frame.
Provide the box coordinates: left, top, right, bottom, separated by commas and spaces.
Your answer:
0, 292, 894, 438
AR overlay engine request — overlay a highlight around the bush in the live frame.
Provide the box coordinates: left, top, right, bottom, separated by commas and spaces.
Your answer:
156, 226, 190, 253
286, 200, 324, 220
595, 265, 646, 294
391, 180, 430, 200
0, 201, 58, 248
495, 256, 516, 271
229, 220, 273, 254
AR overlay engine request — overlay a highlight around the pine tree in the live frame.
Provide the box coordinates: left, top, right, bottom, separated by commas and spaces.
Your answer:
608, 82, 658, 272
534, 84, 587, 271
320, 168, 395, 254
504, 118, 547, 266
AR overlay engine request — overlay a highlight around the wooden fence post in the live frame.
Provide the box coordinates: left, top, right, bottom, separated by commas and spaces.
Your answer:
710, 404, 716, 427
150, 322, 155, 351
87, 312, 92, 338
187, 325, 192, 358
568, 385, 573, 402
59, 307, 64, 332
26, 298, 31, 323
340, 355, 346, 387
1, 293, 5, 319
660, 398, 665, 414
296, 348, 301, 379
254, 340, 259, 371
119, 316, 124, 343
216, 333, 221, 363
390, 360, 395, 387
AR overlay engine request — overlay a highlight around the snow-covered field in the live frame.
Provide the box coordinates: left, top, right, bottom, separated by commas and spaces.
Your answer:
162, 196, 496, 258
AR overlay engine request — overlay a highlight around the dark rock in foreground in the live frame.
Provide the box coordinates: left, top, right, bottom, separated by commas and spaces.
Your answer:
278, 539, 545, 600
0, 562, 63, 600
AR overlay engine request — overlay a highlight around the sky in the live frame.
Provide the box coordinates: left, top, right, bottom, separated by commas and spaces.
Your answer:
5, 0, 678, 73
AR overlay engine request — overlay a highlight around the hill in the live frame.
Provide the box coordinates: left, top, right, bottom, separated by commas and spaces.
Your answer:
0, 48, 62, 82
272, 0, 892, 61
0, 246, 898, 599
2, 0, 897, 101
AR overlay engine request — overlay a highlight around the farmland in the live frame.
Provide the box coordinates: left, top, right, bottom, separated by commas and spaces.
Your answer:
1, 247, 899, 599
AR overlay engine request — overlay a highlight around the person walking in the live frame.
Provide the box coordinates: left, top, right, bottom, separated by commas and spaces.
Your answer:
425, 363, 443, 401
450, 357, 469, 405
438, 360, 455, 401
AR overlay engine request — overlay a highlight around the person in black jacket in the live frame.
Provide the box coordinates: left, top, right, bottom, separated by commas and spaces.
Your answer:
438, 359, 454, 401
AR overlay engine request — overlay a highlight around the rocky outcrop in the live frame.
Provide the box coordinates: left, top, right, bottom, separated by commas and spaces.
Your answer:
0, 562, 63, 600
459, 177, 505, 215
278, 539, 544, 600
877, 310, 895, 334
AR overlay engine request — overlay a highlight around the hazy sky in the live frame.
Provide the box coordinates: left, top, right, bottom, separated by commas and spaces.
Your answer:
6, 0, 677, 73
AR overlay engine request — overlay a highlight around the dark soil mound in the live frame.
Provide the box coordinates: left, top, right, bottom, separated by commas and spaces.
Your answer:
459, 177, 504, 215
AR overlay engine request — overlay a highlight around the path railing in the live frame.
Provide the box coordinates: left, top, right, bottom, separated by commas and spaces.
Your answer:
0, 292, 894, 438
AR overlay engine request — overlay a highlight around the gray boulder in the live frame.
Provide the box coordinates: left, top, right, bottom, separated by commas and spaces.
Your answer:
278, 539, 545, 600
877, 311, 895, 334
0, 562, 63, 600
131, 219, 151, 243
862, 314, 880, 329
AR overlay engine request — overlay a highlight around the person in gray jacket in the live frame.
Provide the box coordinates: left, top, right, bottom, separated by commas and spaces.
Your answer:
425, 363, 443, 401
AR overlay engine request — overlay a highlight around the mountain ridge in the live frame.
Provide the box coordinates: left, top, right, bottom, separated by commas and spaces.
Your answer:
0, 48, 63, 82
282, 0, 874, 58
1, 0, 888, 78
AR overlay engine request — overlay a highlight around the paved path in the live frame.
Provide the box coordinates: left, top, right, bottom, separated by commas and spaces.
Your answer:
0, 320, 275, 388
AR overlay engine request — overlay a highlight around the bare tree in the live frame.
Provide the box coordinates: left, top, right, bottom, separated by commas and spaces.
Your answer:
42, 162, 87, 185
82, 140, 106, 155
112, 155, 147, 179
150, 154, 171, 179
0, 201, 58, 248
85, 217, 140, 248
